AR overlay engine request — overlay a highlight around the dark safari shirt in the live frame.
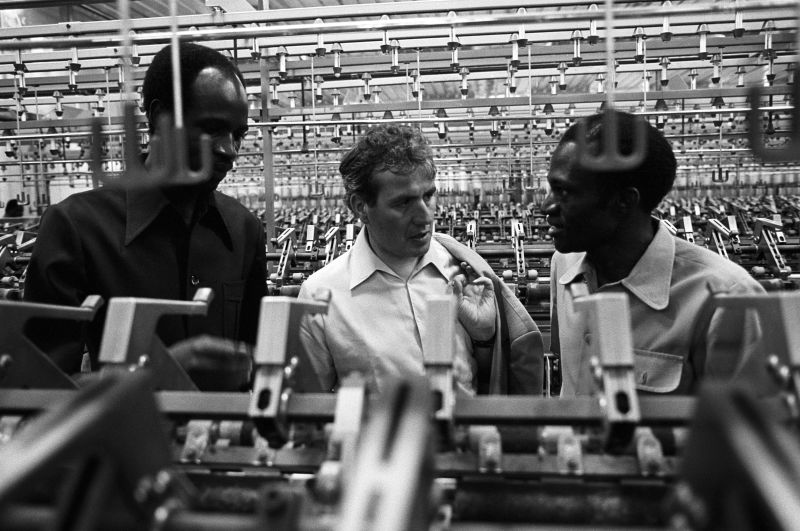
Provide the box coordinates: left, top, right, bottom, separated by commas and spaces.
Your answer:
24, 186, 267, 373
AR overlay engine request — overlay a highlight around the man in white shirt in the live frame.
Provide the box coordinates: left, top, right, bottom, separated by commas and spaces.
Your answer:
298, 125, 542, 395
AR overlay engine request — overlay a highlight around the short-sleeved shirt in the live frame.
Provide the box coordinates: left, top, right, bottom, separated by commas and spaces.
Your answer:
297, 228, 475, 394
24, 186, 267, 373
550, 220, 766, 396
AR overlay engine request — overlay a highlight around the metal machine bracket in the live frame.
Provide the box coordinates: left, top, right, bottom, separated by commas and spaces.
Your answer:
680, 215, 695, 244
0, 295, 103, 389
275, 227, 296, 283
314, 374, 368, 502
574, 293, 641, 452
338, 377, 433, 531
660, 218, 678, 237
707, 218, 731, 260
304, 224, 316, 253
323, 225, 340, 266
344, 223, 355, 252
713, 292, 800, 419
511, 219, 527, 278
98, 288, 213, 391
422, 296, 456, 438
753, 217, 790, 277
249, 294, 330, 445
0, 372, 195, 529
465, 220, 477, 251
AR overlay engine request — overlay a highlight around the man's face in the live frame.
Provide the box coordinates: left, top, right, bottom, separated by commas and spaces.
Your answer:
356, 166, 436, 262
543, 141, 619, 254
183, 67, 249, 191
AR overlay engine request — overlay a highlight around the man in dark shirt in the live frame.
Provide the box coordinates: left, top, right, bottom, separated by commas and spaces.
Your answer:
24, 43, 267, 379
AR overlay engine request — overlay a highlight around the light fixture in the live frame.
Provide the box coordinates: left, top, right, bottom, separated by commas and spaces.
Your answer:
557, 62, 568, 90
509, 33, 520, 70
571, 30, 583, 66
269, 78, 280, 104
688, 68, 698, 90
595, 73, 606, 94
655, 98, 669, 129
660, 0, 673, 41
729, 70, 747, 96
712, 96, 725, 128
67, 46, 80, 92
659, 57, 670, 87
733, 9, 745, 38
53, 90, 63, 118
633, 27, 646, 63
460, 67, 469, 99
587, 4, 599, 44
276, 46, 288, 79
314, 18, 326, 57
762, 20, 776, 58
13, 50, 27, 97
447, 12, 460, 71
506, 64, 517, 95
361, 72, 372, 101
489, 105, 500, 137
697, 24, 709, 59
331, 42, 343, 77
411, 69, 420, 98
314, 75, 324, 103
766, 56, 775, 85
436, 108, 448, 139
549, 75, 558, 95
516, 7, 528, 47
331, 88, 341, 107
390, 40, 400, 74
94, 88, 106, 114
331, 112, 341, 144
711, 53, 722, 84
543, 103, 555, 136
380, 14, 392, 53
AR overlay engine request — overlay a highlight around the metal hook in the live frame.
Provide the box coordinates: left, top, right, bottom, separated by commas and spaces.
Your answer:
576, 0, 647, 171
159, 0, 214, 186
747, 62, 800, 163
576, 110, 648, 171
91, 104, 174, 189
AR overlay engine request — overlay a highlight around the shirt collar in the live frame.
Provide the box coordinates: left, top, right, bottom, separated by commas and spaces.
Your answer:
620, 220, 675, 310
349, 228, 451, 290
124, 187, 170, 245
558, 220, 675, 310
124, 188, 233, 249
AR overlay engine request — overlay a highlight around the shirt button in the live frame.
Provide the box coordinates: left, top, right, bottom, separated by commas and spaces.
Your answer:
640, 371, 648, 385
190, 275, 200, 286
583, 333, 591, 345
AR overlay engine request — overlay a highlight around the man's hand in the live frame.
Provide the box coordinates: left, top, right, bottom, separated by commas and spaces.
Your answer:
452, 262, 497, 342
169, 335, 253, 391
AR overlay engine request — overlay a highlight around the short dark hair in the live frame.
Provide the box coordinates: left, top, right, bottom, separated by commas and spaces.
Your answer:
142, 42, 246, 134
340, 125, 436, 211
558, 110, 676, 212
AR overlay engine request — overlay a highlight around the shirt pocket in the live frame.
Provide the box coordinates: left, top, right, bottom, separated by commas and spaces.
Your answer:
633, 349, 683, 393
223, 280, 245, 339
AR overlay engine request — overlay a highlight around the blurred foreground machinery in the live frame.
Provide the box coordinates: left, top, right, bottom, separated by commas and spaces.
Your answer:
2, 290, 800, 529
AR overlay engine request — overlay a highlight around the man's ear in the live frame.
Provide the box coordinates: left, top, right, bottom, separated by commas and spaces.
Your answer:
349, 194, 368, 224
147, 99, 167, 133
616, 186, 641, 215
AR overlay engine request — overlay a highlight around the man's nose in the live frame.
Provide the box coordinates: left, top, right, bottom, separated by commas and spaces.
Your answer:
542, 192, 557, 214
413, 198, 434, 224
213, 133, 238, 159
